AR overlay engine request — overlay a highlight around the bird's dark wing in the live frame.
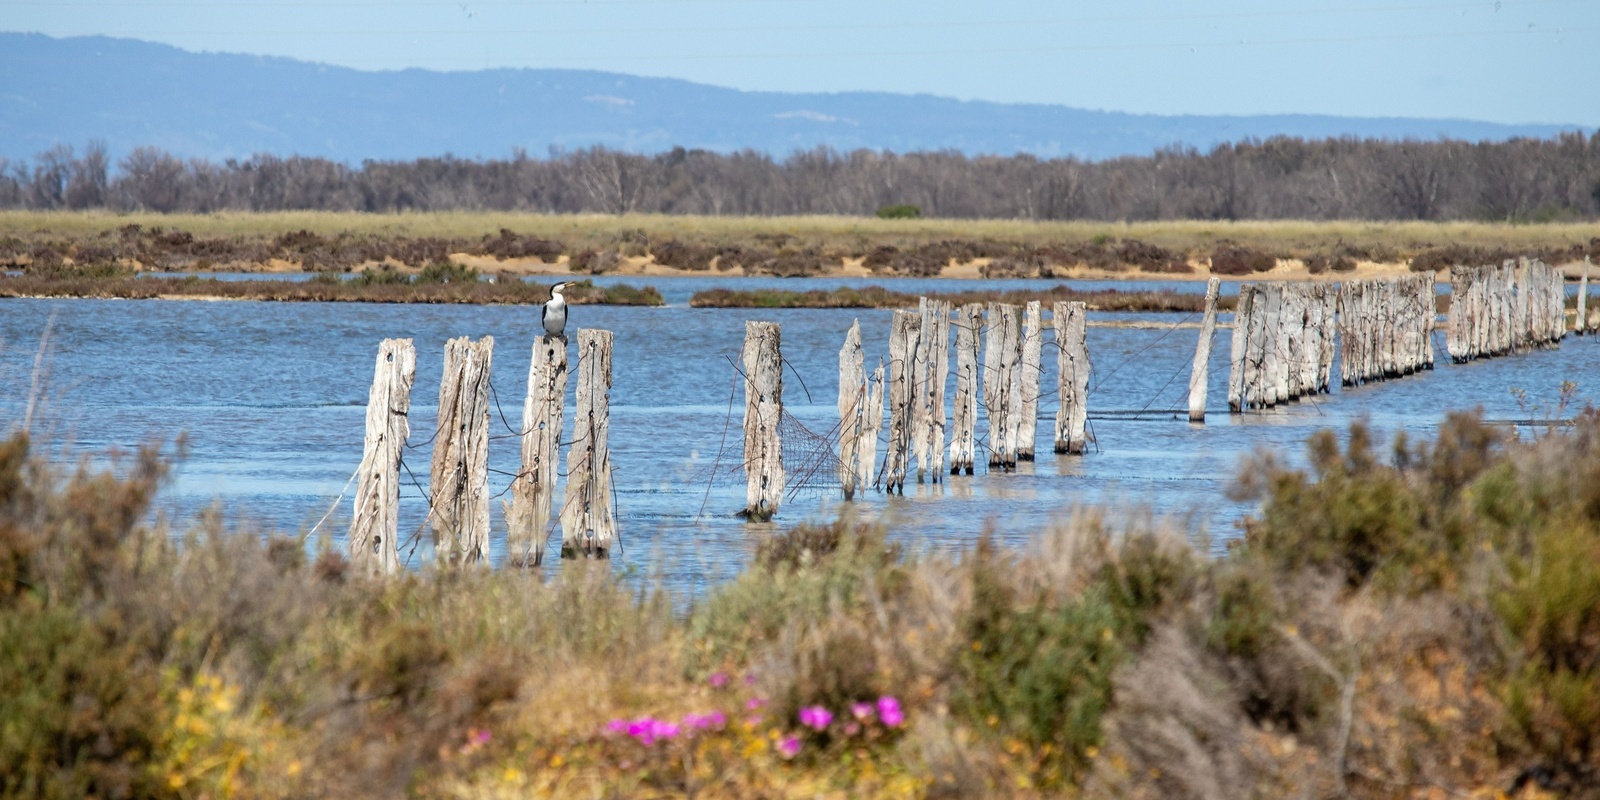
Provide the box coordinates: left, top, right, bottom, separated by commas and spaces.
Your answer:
541, 302, 551, 327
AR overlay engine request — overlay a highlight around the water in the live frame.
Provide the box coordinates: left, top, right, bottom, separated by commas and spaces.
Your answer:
2, 282, 1595, 592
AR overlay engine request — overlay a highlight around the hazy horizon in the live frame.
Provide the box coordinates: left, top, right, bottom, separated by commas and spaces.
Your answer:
6, 0, 1598, 128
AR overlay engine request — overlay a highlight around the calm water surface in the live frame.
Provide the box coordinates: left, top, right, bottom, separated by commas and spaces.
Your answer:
3, 276, 1595, 592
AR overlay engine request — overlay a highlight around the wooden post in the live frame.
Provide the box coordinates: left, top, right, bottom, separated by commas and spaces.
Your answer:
839, 320, 864, 500
861, 361, 884, 489
1053, 301, 1089, 454
886, 311, 919, 492
506, 335, 566, 568
1423, 272, 1436, 369
1295, 284, 1316, 396
949, 303, 981, 475
1188, 277, 1220, 422
1264, 284, 1286, 406
1319, 283, 1337, 391
431, 335, 493, 567
350, 338, 416, 575
910, 300, 932, 483
998, 302, 1024, 467
915, 298, 952, 480
1018, 300, 1042, 460
1283, 284, 1303, 400
1228, 284, 1254, 411
1580, 256, 1591, 335
740, 321, 784, 519
983, 303, 1015, 468
563, 329, 615, 555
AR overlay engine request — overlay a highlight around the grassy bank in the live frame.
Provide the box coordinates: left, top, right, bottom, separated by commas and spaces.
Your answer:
4, 412, 1600, 798
688, 285, 1235, 312
0, 275, 664, 306
3, 211, 1597, 278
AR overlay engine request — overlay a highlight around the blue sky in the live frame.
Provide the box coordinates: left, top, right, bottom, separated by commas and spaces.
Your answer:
5, 0, 1597, 125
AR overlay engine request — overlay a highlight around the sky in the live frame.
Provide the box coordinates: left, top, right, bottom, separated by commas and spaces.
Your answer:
4, 0, 1598, 126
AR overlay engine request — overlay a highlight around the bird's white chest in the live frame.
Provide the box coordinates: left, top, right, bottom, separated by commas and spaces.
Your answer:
542, 298, 568, 335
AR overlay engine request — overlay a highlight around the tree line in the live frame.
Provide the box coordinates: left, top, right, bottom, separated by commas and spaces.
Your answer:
3, 132, 1598, 221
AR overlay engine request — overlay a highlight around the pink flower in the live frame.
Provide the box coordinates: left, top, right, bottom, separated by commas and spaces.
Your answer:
746, 697, 767, 711
851, 702, 875, 721
877, 696, 904, 728
798, 706, 833, 731
606, 719, 629, 735
708, 672, 730, 688
777, 736, 802, 758
650, 720, 681, 740
844, 721, 861, 736
743, 673, 757, 686
469, 728, 491, 745
683, 711, 727, 731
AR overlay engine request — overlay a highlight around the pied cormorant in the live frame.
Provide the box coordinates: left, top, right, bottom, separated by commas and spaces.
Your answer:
542, 282, 569, 339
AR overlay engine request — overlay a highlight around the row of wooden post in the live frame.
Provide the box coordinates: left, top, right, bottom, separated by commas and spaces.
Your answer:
830, 299, 1089, 503
348, 331, 616, 575
1446, 259, 1567, 362
1226, 282, 1338, 412
1337, 275, 1436, 385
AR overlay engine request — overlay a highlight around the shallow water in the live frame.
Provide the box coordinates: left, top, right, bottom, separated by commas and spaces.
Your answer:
2, 282, 1595, 592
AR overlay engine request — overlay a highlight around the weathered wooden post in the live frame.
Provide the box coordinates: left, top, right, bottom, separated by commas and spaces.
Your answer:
1447, 267, 1465, 361
1283, 284, 1303, 400
1318, 283, 1337, 391
432, 335, 493, 567
1579, 256, 1591, 335
839, 320, 864, 500
1018, 301, 1043, 460
350, 338, 416, 575
506, 335, 566, 568
740, 321, 784, 519
910, 301, 932, 482
886, 311, 920, 492
917, 298, 952, 479
1423, 272, 1437, 369
1228, 283, 1255, 411
983, 303, 1017, 468
562, 329, 615, 555
861, 361, 884, 489
949, 303, 981, 475
1263, 284, 1285, 406
997, 304, 1023, 468
1188, 278, 1220, 422
1053, 300, 1089, 455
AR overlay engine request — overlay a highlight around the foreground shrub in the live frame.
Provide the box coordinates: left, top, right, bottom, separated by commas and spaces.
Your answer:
4, 408, 1600, 798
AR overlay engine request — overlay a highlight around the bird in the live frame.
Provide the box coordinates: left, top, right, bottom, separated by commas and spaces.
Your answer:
542, 282, 569, 339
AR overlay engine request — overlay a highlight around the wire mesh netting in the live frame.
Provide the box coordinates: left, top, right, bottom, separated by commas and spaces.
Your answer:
696, 407, 848, 500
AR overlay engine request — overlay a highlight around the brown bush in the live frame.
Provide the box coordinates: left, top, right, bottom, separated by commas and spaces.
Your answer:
648, 240, 718, 270
979, 254, 1044, 278
570, 249, 622, 274
1211, 245, 1277, 275
474, 228, 563, 262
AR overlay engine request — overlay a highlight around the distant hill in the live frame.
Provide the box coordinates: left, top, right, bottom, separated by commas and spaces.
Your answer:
0, 32, 1586, 165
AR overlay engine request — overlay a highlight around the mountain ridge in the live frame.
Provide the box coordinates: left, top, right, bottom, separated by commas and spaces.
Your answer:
0, 32, 1586, 165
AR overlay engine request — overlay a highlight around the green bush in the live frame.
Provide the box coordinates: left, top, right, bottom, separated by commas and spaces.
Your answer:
348, 266, 412, 286
951, 540, 1124, 785
874, 204, 921, 220
414, 260, 478, 285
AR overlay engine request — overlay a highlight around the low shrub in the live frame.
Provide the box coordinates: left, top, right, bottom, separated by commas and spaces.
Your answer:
875, 204, 921, 219
1210, 244, 1277, 275
414, 260, 479, 285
